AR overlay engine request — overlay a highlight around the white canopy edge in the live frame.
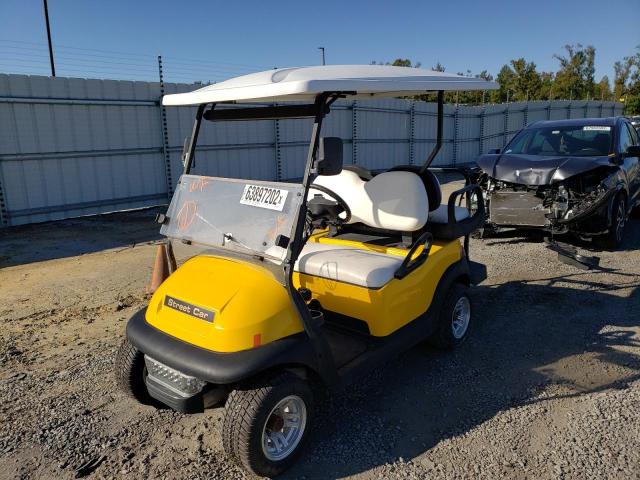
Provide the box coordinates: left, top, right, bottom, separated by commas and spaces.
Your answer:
163, 65, 498, 106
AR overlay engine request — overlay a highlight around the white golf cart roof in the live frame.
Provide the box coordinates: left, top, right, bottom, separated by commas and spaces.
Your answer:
163, 64, 498, 106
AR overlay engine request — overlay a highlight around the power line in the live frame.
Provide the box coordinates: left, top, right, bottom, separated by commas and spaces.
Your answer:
0, 39, 270, 70
0, 43, 263, 78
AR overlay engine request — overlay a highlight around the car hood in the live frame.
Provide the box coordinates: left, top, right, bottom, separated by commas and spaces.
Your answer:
476, 153, 611, 185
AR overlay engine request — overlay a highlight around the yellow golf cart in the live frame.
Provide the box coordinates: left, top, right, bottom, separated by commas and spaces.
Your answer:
116, 65, 497, 477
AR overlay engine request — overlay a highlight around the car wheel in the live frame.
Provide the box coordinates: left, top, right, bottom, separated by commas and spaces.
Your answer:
223, 372, 314, 478
597, 194, 626, 250
429, 283, 472, 350
115, 338, 155, 405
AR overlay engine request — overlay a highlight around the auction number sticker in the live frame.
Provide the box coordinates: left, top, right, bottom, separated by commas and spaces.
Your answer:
583, 126, 611, 131
240, 184, 289, 211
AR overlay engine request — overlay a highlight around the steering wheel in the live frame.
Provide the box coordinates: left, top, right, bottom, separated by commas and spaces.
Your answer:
308, 184, 352, 224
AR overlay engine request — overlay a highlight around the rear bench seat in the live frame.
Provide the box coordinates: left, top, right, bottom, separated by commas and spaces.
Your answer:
294, 242, 403, 289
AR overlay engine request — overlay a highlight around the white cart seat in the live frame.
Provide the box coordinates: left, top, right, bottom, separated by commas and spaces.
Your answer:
294, 242, 403, 288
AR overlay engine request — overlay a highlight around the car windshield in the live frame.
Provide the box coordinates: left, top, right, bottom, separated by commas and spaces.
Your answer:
161, 175, 303, 264
505, 125, 613, 157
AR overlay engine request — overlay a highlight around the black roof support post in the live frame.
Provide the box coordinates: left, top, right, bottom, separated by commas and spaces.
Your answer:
183, 103, 208, 174
421, 90, 444, 172
284, 92, 340, 386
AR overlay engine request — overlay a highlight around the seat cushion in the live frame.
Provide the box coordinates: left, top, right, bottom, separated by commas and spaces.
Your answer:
429, 205, 470, 224
310, 170, 429, 232
294, 242, 403, 288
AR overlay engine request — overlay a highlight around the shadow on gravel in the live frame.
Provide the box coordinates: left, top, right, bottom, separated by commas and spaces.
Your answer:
0, 208, 164, 268
283, 275, 640, 479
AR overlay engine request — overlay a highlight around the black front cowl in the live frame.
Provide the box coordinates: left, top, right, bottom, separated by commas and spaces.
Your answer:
126, 309, 320, 385
477, 153, 612, 185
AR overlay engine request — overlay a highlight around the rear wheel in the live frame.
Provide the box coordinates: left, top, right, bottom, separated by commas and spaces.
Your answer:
223, 372, 314, 478
596, 193, 626, 250
115, 338, 154, 405
430, 283, 472, 350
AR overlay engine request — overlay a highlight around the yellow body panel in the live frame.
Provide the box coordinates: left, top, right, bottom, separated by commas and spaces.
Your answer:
146, 255, 303, 352
293, 234, 463, 336
146, 233, 463, 352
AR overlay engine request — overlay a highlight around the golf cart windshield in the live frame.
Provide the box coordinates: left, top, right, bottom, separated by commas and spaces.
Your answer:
161, 175, 303, 264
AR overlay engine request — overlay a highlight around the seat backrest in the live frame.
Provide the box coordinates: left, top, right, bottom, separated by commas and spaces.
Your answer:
388, 165, 441, 212
310, 170, 429, 232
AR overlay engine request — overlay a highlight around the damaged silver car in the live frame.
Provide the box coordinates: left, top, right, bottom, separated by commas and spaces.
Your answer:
473, 117, 640, 249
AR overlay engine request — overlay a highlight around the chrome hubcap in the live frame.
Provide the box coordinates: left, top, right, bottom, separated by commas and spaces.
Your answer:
615, 200, 625, 242
261, 395, 307, 461
451, 296, 471, 339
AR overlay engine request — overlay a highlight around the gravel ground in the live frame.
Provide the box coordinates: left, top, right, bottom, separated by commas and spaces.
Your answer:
1, 203, 639, 480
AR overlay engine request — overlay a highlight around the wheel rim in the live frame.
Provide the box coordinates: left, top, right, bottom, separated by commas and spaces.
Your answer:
615, 199, 625, 242
261, 395, 307, 461
451, 296, 471, 339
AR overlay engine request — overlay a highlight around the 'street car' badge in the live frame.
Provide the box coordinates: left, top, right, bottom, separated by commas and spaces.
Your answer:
164, 295, 215, 323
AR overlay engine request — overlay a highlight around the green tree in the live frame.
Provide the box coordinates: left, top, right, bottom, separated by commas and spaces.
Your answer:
612, 47, 640, 113
552, 44, 596, 99
593, 76, 612, 101
540, 72, 554, 100
494, 64, 517, 102
613, 57, 633, 101
391, 58, 413, 67
510, 58, 542, 100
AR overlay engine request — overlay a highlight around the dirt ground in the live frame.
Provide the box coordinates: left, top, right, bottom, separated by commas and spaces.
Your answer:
1, 198, 639, 479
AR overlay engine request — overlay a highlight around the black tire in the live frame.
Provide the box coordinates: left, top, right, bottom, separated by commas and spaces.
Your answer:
429, 283, 472, 350
223, 372, 314, 478
115, 338, 154, 405
596, 193, 627, 250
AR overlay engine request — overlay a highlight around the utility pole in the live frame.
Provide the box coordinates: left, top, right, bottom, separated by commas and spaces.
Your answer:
318, 47, 325, 66
43, 0, 55, 76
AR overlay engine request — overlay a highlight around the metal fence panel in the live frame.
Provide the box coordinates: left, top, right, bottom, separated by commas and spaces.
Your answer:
0, 73, 624, 226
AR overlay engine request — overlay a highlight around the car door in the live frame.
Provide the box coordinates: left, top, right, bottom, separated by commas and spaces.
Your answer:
620, 121, 640, 207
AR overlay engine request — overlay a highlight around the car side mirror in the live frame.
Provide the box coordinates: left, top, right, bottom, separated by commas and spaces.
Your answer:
488, 148, 501, 154
624, 145, 640, 158
317, 137, 343, 176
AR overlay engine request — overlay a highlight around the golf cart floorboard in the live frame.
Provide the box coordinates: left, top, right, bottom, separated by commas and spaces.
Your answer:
323, 323, 372, 369
320, 308, 438, 386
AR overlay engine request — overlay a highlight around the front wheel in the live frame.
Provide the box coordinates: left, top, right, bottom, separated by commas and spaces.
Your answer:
114, 338, 154, 404
223, 372, 314, 478
429, 283, 472, 350
596, 194, 626, 250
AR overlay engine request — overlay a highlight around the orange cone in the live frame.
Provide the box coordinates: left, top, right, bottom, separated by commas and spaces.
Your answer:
146, 244, 169, 295
166, 241, 177, 273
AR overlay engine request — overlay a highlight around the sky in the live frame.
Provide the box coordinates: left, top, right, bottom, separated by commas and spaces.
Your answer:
0, 0, 638, 85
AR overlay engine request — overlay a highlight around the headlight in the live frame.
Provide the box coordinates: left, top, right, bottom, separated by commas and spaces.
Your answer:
554, 185, 569, 218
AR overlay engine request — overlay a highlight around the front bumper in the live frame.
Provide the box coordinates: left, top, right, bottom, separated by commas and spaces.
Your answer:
126, 309, 318, 385
487, 187, 615, 233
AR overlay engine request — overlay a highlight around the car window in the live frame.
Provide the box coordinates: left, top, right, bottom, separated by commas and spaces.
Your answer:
626, 122, 638, 146
504, 125, 612, 156
618, 123, 633, 153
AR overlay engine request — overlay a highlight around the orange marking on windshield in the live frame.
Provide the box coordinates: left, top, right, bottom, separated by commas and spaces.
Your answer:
189, 178, 212, 192
177, 200, 198, 231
